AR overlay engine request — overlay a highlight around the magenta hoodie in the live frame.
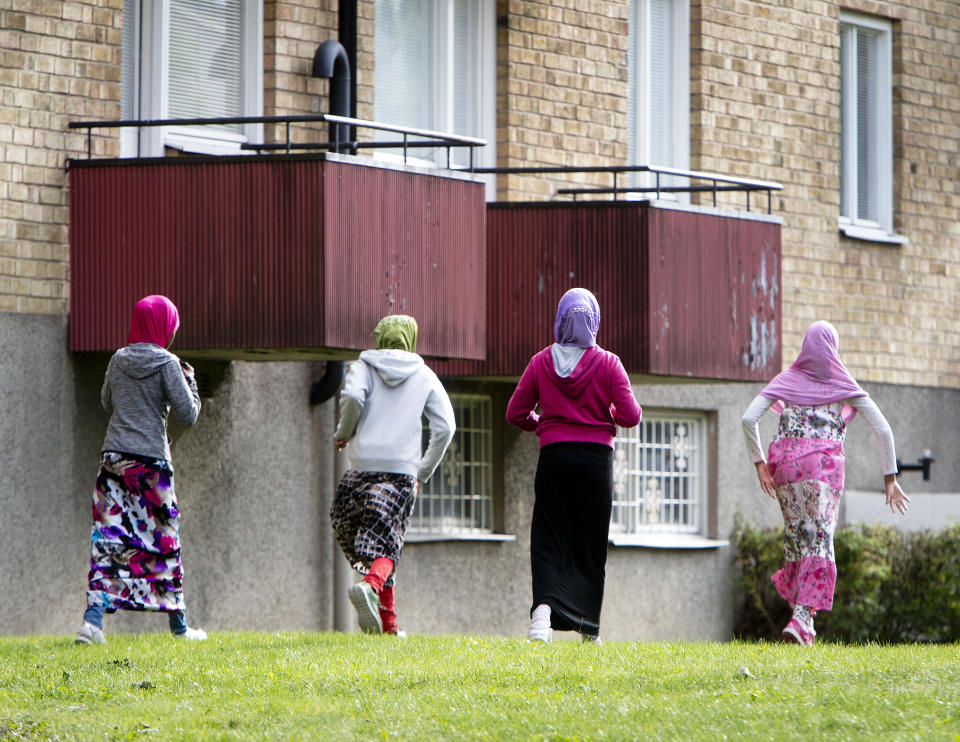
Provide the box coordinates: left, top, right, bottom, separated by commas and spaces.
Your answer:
506, 345, 642, 448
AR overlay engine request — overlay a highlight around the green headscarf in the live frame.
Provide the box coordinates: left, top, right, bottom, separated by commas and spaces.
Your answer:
373, 314, 419, 353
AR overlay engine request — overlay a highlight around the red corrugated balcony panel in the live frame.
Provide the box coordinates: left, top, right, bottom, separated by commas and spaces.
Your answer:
436, 201, 781, 382
68, 154, 486, 360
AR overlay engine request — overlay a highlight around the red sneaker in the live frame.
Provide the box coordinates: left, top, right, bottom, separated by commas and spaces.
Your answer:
781, 618, 816, 646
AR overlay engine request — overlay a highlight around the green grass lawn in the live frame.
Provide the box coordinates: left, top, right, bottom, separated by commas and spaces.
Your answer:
1, 633, 958, 741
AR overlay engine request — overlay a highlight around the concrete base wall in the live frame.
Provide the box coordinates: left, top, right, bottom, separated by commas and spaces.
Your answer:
0, 313, 336, 637
2, 312, 958, 640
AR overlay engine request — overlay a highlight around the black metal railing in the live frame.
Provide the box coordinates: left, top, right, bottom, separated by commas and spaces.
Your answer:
463, 165, 783, 214
68, 116, 782, 213
67, 114, 487, 168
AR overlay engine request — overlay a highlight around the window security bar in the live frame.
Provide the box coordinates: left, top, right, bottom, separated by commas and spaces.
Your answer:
67, 114, 487, 169
463, 164, 783, 214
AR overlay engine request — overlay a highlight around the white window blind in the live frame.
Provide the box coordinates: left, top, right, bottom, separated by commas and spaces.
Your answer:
121, 0, 139, 121
374, 0, 433, 133
374, 0, 494, 175
168, 0, 244, 133
628, 0, 689, 193
647, 0, 674, 168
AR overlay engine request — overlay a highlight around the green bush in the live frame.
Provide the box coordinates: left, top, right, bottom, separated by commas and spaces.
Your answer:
733, 517, 960, 643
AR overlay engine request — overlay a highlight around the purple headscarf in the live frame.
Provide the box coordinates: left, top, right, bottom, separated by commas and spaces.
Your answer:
761, 320, 866, 405
554, 288, 600, 348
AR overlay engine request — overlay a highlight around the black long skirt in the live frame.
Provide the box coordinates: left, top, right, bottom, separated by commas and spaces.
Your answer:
531, 441, 614, 637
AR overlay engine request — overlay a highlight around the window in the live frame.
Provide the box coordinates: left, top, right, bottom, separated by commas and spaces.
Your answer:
121, 0, 263, 157
611, 411, 706, 539
373, 0, 495, 183
839, 12, 905, 244
628, 0, 689, 194
411, 394, 495, 537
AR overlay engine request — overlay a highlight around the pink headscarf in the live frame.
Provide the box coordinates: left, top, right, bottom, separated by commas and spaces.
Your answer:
128, 295, 180, 347
760, 320, 866, 405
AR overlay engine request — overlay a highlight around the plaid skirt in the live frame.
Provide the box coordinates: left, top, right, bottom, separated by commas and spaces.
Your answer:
330, 469, 417, 588
86, 452, 185, 613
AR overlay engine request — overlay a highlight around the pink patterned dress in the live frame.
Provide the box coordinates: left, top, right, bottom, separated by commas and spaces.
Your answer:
767, 401, 855, 612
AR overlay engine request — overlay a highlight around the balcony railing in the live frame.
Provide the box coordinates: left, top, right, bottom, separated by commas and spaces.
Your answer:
68, 114, 486, 168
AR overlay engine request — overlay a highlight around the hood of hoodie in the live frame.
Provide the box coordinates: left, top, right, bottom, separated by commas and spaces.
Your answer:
537, 344, 602, 398
359, 348, 425, 387
115, 343, 179, 379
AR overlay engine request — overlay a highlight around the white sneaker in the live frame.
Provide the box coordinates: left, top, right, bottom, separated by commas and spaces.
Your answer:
173, 627, 208, 641
581, 633, 602, 645
528, 603, 552, 643
74, 622, 106, 645
528, 624, 553, 643
348, 582, 383, 634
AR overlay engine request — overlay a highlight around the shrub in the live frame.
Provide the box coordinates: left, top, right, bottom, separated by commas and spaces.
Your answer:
732, 518, 960, 643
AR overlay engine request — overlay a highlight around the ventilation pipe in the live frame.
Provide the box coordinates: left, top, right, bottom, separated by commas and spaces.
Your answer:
311, 39, 352, 154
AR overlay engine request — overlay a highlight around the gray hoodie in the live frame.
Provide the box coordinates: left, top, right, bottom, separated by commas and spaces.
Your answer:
334, 349, 455, 483
101, 343, 201, 463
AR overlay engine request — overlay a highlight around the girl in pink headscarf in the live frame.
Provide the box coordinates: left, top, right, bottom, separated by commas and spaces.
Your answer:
741, 320, 910, 645
75, 296, 206, 644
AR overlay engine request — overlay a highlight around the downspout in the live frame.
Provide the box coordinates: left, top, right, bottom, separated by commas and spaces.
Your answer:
312, 4, 358, 633
309, 362, 352, 632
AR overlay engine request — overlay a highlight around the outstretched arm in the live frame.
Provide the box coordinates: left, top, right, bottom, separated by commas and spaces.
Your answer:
850, 397, 909, 514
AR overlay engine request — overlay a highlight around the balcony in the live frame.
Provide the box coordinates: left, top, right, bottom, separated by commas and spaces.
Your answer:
67, 116, 487, 360
437, 167, 782, 382
67, 117, 781, 380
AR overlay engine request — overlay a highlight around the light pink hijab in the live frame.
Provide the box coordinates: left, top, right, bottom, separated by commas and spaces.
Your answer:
128, 295, 180, 347
761, 320, 866, 405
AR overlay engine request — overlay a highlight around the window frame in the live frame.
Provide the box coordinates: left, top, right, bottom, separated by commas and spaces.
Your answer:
121, 0, 263, 158
609, 409, 725, 549
407, 391, 510, 541
627, 0, 690, 197
838, 11, 906, 245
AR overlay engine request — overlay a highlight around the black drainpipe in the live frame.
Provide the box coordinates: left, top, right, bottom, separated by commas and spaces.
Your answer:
312, 39, 353, 154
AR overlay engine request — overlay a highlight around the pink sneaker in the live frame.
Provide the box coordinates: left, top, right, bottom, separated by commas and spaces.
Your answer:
781, 618, 816, 646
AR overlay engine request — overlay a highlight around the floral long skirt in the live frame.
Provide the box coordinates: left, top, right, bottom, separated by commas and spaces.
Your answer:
330, 469, 417, 588
772, 479, 841, 612
86, 452, 185, 613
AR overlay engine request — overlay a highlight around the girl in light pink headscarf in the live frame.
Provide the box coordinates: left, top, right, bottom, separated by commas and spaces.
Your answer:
741, 320, 909, 645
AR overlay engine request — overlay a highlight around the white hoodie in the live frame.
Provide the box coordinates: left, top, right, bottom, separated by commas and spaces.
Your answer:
334, 349, 455, 483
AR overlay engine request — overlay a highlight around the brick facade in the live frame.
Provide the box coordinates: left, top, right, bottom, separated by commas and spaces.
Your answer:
690, 0, 960, 387
0, 1, 121, 315
495, 0, 630, 199
1, 0, 957, 386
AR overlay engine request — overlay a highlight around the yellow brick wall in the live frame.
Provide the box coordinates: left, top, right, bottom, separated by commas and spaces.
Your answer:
0, 1, 121, 315
690, 0, 960, 388
495, 0, 630, 200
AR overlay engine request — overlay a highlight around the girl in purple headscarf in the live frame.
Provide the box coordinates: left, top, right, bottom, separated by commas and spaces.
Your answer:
741, 320, 910, 645
507, 289, 642, 643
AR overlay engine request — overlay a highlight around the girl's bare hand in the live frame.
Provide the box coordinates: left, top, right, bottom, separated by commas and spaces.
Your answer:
755, 461, 776, 499
334, 438, 349, 451
885, 478, 910, 515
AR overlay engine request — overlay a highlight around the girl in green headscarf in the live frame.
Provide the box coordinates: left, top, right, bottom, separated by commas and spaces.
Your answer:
330, 315, 456, 635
